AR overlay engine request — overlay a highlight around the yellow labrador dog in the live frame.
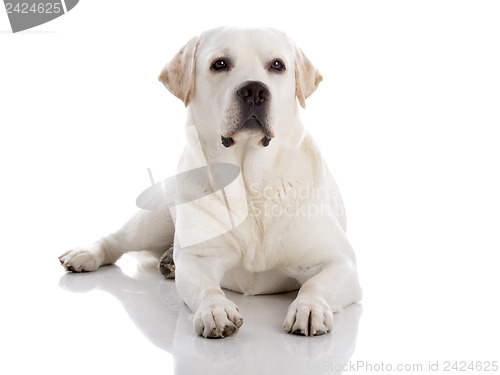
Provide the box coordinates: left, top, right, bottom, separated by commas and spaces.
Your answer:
59, 27, 362, 338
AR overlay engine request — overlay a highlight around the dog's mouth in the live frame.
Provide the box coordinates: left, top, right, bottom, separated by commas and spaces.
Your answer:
221, 134, 273, 148
242, 115, 263, 130
221, 115, 273, 148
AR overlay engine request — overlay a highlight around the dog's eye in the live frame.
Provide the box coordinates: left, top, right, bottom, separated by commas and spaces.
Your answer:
211, 59, 228, 71
270, 60, 285, 72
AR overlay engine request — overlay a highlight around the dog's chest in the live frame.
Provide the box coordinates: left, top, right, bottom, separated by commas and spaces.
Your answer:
236, 177, 317, 272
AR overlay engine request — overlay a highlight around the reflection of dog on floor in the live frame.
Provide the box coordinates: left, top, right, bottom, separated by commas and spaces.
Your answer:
59, 265, 362, 373
59, 27, 362, 338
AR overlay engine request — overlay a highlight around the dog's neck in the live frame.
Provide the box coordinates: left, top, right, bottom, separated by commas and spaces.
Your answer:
185, 110, 306, 188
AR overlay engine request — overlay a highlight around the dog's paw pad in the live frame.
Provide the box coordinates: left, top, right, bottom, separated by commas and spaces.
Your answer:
159, 247, 175, 279
58, 248, 100, 273
194, 298, 243, 339
283, 297, 334, 336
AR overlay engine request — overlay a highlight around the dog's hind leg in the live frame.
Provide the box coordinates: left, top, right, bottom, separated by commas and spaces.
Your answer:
159, 246, 175, 278
59, 208, 174, 273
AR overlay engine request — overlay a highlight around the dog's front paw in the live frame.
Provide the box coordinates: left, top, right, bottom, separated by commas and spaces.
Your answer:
283, 296, 335, 336
194, 298, 243, 339
58, 248, 101, 273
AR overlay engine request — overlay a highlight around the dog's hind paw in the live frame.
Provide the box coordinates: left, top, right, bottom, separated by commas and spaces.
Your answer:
58, 248, 101, 273
159, 246, 175, 279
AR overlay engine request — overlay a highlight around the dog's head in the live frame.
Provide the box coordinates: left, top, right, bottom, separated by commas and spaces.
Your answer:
159, 27, 322, 148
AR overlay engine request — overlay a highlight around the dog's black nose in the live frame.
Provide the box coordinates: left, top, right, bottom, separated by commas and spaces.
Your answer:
237, 81, 270, 106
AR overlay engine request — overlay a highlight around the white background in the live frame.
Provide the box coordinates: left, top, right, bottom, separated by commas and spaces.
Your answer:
1, 1, 499, 374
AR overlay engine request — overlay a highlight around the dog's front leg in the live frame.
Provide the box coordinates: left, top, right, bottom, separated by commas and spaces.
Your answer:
175, 250, 243, 338
283, 257, 362, 336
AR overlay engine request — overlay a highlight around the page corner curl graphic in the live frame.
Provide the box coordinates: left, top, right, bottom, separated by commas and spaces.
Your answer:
137, 163, 248, 249
4, 0, 79, 33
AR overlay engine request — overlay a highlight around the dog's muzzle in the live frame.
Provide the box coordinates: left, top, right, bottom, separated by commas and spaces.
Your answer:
221, 81, 273, 148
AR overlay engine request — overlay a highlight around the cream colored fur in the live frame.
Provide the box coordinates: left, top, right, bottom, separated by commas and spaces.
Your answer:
59, 27, 362, 338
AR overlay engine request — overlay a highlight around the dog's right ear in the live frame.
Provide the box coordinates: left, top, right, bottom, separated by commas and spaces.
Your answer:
159, 36, 200, 107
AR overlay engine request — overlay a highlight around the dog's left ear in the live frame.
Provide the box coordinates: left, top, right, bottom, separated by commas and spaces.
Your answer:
294, 48, 323, 109
159, 36, 200, 107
